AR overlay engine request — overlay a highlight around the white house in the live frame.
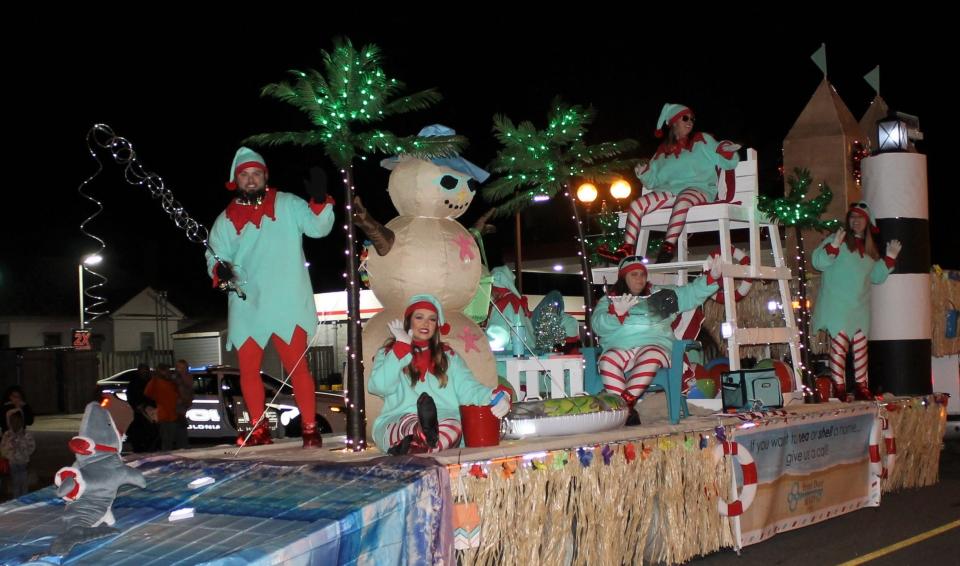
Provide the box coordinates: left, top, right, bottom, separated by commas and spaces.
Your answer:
110, 287, 185, 351
0, 287, 185, 352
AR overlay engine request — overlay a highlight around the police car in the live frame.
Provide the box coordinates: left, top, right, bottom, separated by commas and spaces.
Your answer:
97, 365, 345, 439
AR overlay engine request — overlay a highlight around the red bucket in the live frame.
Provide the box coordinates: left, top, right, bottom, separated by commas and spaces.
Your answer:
459, 405, 501, 447
815, 376, 835, 402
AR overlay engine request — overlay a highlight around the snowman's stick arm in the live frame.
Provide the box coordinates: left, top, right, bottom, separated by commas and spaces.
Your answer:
352, 196, 394, 256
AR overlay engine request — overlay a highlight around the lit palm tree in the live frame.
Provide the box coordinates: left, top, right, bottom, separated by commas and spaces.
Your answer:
247, 38, 463, 450
483, 99, 638, 344
758, 167, 838, 390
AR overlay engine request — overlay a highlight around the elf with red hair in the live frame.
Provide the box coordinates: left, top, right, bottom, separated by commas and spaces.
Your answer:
812, 201, 901, 400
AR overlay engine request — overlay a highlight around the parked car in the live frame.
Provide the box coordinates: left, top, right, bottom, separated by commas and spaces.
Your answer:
97, 365, 345, 439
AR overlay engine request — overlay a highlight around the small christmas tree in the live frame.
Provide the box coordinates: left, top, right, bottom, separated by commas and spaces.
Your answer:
534, 301, 567, 354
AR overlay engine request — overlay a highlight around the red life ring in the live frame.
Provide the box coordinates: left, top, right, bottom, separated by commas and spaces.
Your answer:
709, 247, 753, 303
713, 440, 757, 516
55, 466, 85, 501
869, 416, 896, 480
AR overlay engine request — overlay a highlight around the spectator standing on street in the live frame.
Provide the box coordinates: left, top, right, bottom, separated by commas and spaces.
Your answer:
1, 409, 36, 497
145, 363, 186, 450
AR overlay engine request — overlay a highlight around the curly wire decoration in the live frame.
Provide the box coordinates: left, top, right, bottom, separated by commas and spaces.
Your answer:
76, 148, 108, 326
81, 124, 246, 301
87, 124, 210, 245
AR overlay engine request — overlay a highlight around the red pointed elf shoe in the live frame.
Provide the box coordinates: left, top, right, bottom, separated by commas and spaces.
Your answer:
302, 421, 323, 448
833, 383, 851, 403
236, 420, 274, 447
853, 383, 875, 401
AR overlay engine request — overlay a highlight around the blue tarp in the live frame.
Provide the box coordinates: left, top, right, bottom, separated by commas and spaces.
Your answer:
0, 455, 453, 565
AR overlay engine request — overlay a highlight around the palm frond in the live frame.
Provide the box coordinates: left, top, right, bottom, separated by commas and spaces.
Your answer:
575, 140, 640, 164
491, 114, 522, 145
487, 186, 562, 217
483, 175, 533, 202
250, 38, 450, 167
579, 159, 641, 181
243, 131, 326, 147
400, 134, 467, 158
382, 89, 443, 116
260, 82, 300, 106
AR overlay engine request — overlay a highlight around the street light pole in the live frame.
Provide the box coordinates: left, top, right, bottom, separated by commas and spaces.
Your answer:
78, 263, 85, 328
79, 254, 103, 328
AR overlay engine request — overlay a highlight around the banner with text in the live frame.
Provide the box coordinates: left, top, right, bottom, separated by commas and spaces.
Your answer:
733, 405, 880, 547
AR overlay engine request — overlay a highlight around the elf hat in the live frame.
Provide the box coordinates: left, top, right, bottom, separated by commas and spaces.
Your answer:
404, 293, 450, 335
618, 255, 649, 278
225, 147, 268, 190
848, 201, 879, 234
655, 103, 694, 138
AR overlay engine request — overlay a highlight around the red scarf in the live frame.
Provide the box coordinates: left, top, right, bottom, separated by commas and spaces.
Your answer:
225, 188, 277, 234
853, 236, 866, 257
411, 340, 434, 382
653, 132, 706, 159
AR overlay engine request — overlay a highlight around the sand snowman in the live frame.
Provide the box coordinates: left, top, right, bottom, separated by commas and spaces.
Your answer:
357, 125, 497, 445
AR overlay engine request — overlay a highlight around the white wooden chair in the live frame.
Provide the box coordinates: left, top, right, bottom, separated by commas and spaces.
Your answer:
590, 150, 804, 390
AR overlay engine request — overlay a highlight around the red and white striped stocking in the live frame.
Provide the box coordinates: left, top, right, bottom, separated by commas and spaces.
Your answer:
663, 188, 708, 245
599, 345, 671, 398
624, 191, 672, 249
828, 331, 850, 386
851, 329, 869, 385
387, 413, 463, 452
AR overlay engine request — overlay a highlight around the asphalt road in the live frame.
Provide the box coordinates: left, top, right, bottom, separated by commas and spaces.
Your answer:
691, 440, 960, 565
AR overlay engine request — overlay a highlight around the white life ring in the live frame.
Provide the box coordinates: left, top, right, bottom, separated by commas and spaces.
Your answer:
869, 416, 896, 479
709, 247, 753, 303
713, 440, 757, 516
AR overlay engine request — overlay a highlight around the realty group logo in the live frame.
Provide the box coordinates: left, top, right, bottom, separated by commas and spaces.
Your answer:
787, 479, 824, 512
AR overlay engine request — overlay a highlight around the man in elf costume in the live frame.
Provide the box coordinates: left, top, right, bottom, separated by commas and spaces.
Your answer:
206, 147, 335, 447
619, 103, 741, 263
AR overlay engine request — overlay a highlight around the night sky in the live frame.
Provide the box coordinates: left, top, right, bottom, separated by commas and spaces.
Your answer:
3, 14, 949, 319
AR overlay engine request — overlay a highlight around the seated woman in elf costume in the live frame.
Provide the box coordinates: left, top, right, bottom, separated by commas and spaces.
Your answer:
370, 294, 512, 455
618, 103, 741, 263
592, 255, 721, 424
